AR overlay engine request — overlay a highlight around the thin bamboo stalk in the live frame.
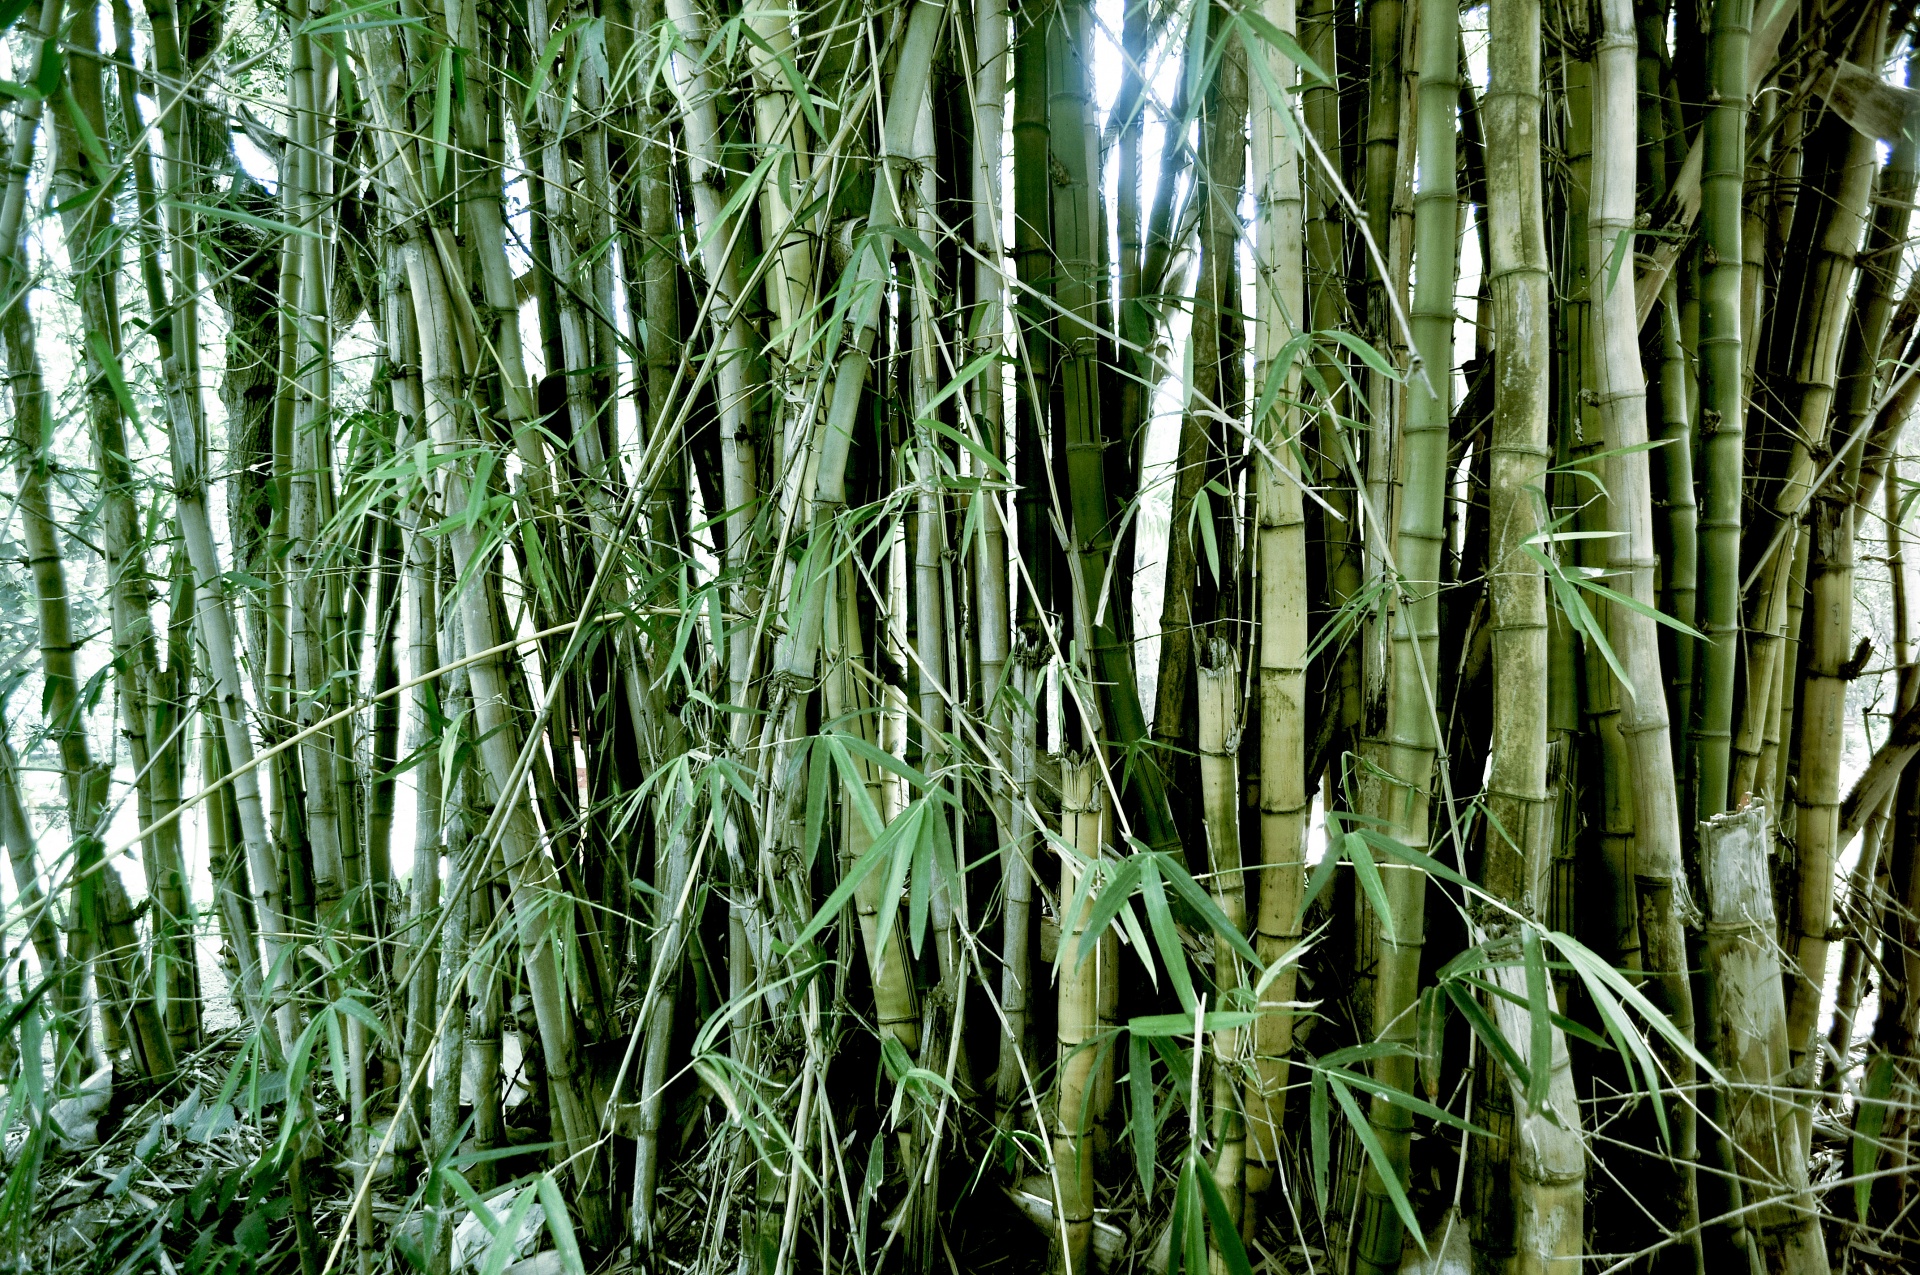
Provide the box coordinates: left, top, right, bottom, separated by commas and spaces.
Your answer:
1689, 0, 1752, 822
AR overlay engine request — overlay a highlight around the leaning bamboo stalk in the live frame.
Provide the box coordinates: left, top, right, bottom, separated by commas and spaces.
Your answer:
1244, 0, 1306, 1211
1355, 0, 1453, 1266
1590, 0, 1702, 1255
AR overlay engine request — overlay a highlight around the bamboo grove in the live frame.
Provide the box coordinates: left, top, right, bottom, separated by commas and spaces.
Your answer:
4, 0, 1920, 1270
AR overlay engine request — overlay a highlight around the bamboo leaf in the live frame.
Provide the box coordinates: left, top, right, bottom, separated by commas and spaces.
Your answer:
1076, 855, 1142, 971
1195, 1150, 1255, 1275
1346, 833, 1394, 944
533, 1175, 585, 1275
1130, 1033, 1156, 1195
478, 1186, 540, 1275
1138, 855, 1197, 1010
1856, 1052, 1894, 1221
1151, 846, 1263, 969
162, 200, 324, 241
1523, 927, 1552, 1108
1327, 1076, 1426, 1252
1442, 981, 1529, 1096
1234, 7, 1332, 82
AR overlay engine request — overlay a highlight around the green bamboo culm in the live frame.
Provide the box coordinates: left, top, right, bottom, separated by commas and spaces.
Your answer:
1355, 0, 1454, 1265
1689, 0, 1751, 822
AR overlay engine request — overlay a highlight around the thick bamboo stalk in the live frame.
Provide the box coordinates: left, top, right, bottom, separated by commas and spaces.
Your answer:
1484, 1, 1585, 1265
49, 0, 197, 1054
661, 0, 764, 738
996, 637, 1042, 1117
1780, 124, 1886, 1119
1355, 0, 1453, 1266
1244, 0, 1306, 1209
1697, 805, 1828, 1275
1590, 0, 1703, 1258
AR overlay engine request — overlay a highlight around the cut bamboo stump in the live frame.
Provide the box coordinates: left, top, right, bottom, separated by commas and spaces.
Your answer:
1698, 802, 1829, 1275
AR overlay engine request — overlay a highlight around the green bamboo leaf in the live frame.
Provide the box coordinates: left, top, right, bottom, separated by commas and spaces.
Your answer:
907, 799, 934, 956
440, 1167, 497, 1234
1441, 981, 1529, 1096
332, 993, 392, 1048
871, 801, 924, 961
0, 0, 36, 35
824, 734, 885, 838
1327, 1076, 1426, 1252
32, 46, 59, 99
1234, 7, 1332, 82
1346, 833, 1394, 943
533, 1174, 585, 1275
162, 200, 323, 241
1354, 828, 1477, 894
1127, 1011, 1258, 1038
1856, 1052, 1894, 1221
1076, 855, 1143, 971
1327, 1069, 1489, 1136
1456, 975, 1608, 1048
1416, 986, 1446, 1102
1137, 856, 1198, 1010
1550, 932, 1722, 1083
432, 45, 454, 185
830, 729, 936, 795
1523, 928, 1553, 1108
1309, 1065, 1329, 1214
1554, 942, 1670, 1142
1320, 328, 1400, 383
1195, 1149, 1255, 1275
789, 799, 909, 952
1297, 831, 1345, 925
523, 17, 593, 116
1130, 1033, 1156, 1195
478, 1186, 540, 1275
804, 737, 831, 869
1152, 847, 1263, 969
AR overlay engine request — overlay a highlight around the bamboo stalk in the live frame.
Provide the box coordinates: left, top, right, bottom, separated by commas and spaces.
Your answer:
1689, 0, 1752, 822
1355, 0, 1454, 1265
1244, 0, 1306, 1213
1590, 0, 1703, 1258
1053, 753, 1103, 1275
1197, 643, 1245, 1251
